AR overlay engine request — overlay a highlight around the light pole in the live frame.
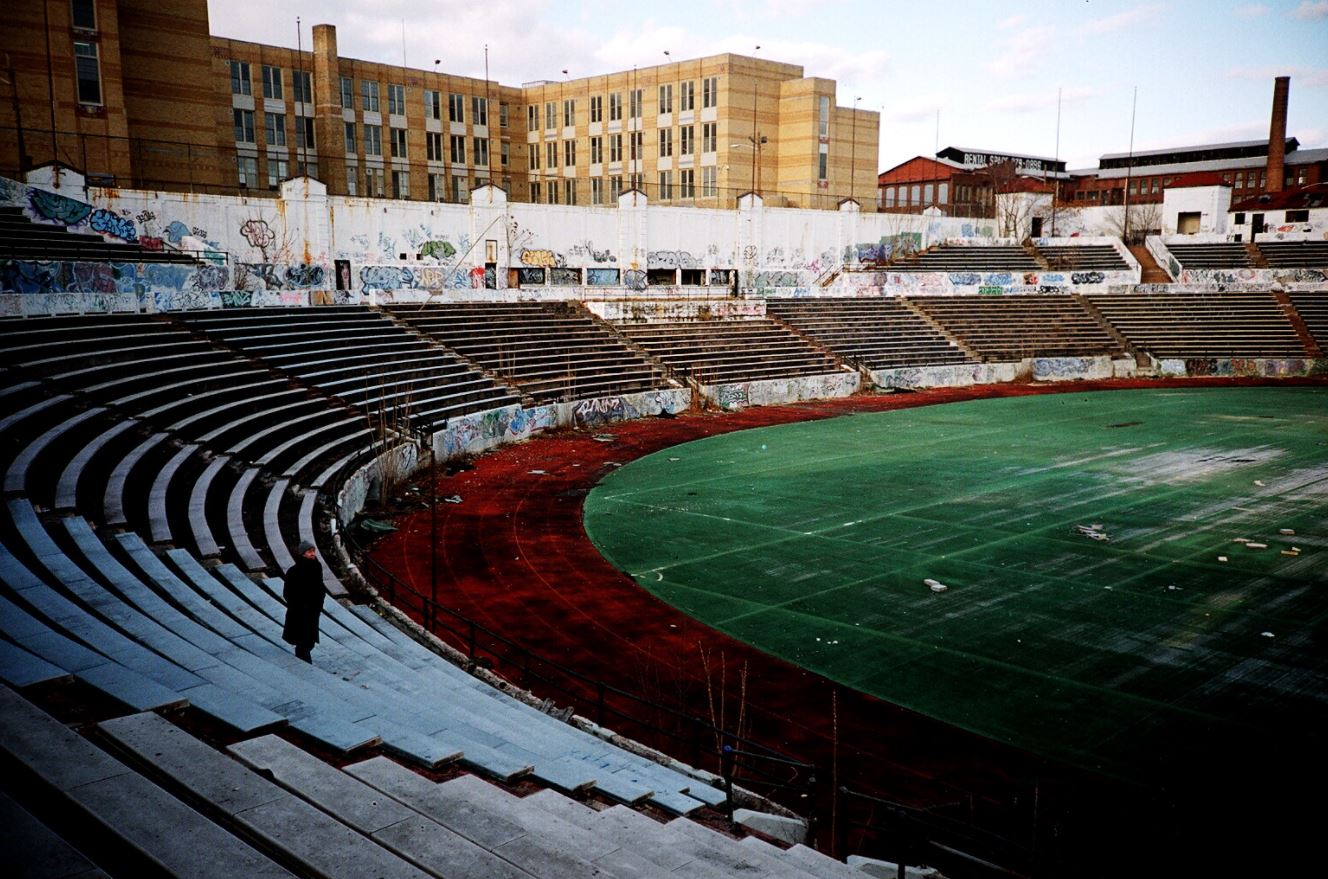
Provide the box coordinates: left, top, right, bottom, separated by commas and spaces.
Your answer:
849, 96, 861, 204
750, 45, 760, 197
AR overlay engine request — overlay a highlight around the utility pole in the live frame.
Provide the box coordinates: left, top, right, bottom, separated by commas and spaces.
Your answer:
1123, 85, 1137, 242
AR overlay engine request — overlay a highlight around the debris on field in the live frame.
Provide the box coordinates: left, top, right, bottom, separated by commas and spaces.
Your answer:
1254, 480, 1265, 487
1075, 524, 1109, 541
592, 434, 617, 443
1280, 528, 1295, 535
1218, 556, 1228, 562
1245, 542, 1267, 549
1233, 538, 1249, 543
528, 469, 547, 475
1261, 631, 1275, 638
442, 495, 462, 504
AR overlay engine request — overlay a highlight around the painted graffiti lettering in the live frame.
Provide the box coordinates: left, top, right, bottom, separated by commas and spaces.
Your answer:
239, 218, 276, 249
520, 248, 564, 268
89, 209, 138, 242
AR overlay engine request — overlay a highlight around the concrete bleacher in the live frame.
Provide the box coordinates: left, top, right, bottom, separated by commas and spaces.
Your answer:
1088, 292, 1310, 358
1256, 240, 1328, 269
0, 204, 198, 264
616, 318, 846, 385
389, 301, 676, 404
1164, 242, 1255, 269
176, 306, 522, 431
1287, 292, 1328, 347
765, 298, 976, 369
1037, 244, 1130, 271
908, 295, 1125, 361
903, 244, 1039, 272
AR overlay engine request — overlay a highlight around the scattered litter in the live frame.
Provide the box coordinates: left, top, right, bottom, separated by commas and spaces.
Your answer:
1075, 524, 1109, 541
760, 444, 767, 450
1218, 556, 1228, 562
1245, 542, 1268, 549
608, 462, 622, 468
668, 457, 681, 462
1281, 550, 1299, 557
1233, 538, 1249, 543
1167, 585, 1181, 592
1291, 546, 1301, 552
1104, 586, 1113, 590
358, 518, 397, 534
1280, 528, 1296, 535
528, 469, 547, 475
442, 494, 462, 504
668, 623, 677, 628
1254, 480, 1265, 487
592, 434, 617, 443
1261, 631, 1275, 638
924, 578, 949, 593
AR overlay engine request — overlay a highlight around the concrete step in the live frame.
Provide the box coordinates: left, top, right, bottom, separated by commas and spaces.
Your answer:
345, 755, 625, 879
226, 733, 534, 879
98, 712, 432, 879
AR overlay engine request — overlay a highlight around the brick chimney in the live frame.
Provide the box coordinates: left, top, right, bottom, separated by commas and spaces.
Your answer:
1266, 76, 1289, 194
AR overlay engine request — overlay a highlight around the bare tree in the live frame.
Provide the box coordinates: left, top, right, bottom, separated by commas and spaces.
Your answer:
1103, 201, 1162, 244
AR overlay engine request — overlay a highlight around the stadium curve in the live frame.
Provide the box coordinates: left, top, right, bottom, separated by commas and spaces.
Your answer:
365, 374, 1328, 875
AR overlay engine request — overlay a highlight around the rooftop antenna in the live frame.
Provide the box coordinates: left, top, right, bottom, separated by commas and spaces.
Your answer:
296, 17, 304, 175
934, 107, 939, 156
400, 19, 407, 69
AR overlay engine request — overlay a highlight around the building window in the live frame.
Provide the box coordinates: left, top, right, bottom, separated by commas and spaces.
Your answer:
73, 41, 102, 105
450, 135, 466, 164
630, 132, 643, 161
527, 105, 537, 129
591, 177, 603, 204
233, 108, 255, 143
565, 179, 576, 205
500, 102, 509, 127
345, 165, 358, 195
630, 173, 643, 192
265, 112, 286, 147
390, 127, 407, 158
609, 134, 622, 163
381, 83, 401, 115
237, 155, 258, 187
295, 116, 314, 150
475, 138, 490, 167
529, 147, 539, 171
230, 60, 251, 96
609, 92, 622, 121
293, 70, 311, 104
938, 182, 949, 203
680, 125, 693, 156
818, 150, 828, 181
343, 122, 357, 154
702, 166, 716, 197
564, 139, 575, 167
590, 95, 602, 123
548, 183, 559, 205
362, 81, 379, 112
658, 84, 673, 114
680, 81, 694, 112
818, 96, 830, 138
590, 136, 602, 164
424, 90, 441, 120
630, 89, 642, 119
658, 170, 673, 200
500, 141, 509, 166
364, 124, 381, 156
703, 76, 718, 108
545, 102, 556, 129
679, 168, 694, 199
392, 169, 409, 198
610, 175, 623, 199
267, 155, 289, 189
428, 172, 446, 201
911, 184, 920, 203
427, 132, 442, 162
702, 122, 716, 153
447, 93, 463, 123
659, 128, 672, 158
530, 181, 541, 202
562, 99, 575, 127
546, 142, 557, 169
472, 97, 488, 126
884, 187, 895, 207
923, 183, 933, 204
1286, 209, 1309, 223
365, 167, 385, 197
261, 65, 283, 99
71, 0, 97, 30
340, 76, 353, 109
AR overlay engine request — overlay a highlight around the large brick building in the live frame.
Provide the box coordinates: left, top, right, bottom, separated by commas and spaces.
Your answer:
0, 0, 879, 210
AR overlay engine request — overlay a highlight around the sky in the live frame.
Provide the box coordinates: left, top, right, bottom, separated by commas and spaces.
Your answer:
207, 0, 1328, 173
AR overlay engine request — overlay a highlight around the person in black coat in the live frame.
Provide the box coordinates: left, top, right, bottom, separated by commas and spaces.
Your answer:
282, 542, 325, 662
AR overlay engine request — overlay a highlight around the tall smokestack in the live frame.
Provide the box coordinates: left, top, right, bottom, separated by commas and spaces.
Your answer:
1266, 76, 1289, 194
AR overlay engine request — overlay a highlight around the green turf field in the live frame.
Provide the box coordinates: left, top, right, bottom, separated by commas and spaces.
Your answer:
584, 388, 1328, 781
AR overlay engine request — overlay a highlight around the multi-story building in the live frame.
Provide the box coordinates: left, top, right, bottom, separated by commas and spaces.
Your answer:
876, 147, 1067, 217
1, 1, 879, 211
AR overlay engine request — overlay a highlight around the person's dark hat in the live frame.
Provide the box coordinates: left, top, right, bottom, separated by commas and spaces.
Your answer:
298, 542, 316, 555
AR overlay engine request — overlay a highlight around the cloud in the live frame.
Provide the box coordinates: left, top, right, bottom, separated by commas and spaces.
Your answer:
885, 95, 947, 124
1135, 120, 1267, 153
1226, 66, 1328, 88
997, 14, 1028, 30
1235, 3, 1269, 16
983, 25, 1056, 79
1291, 1, 1328, 19
987, 86, 1100, 114
1077, 4, 1164, 36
